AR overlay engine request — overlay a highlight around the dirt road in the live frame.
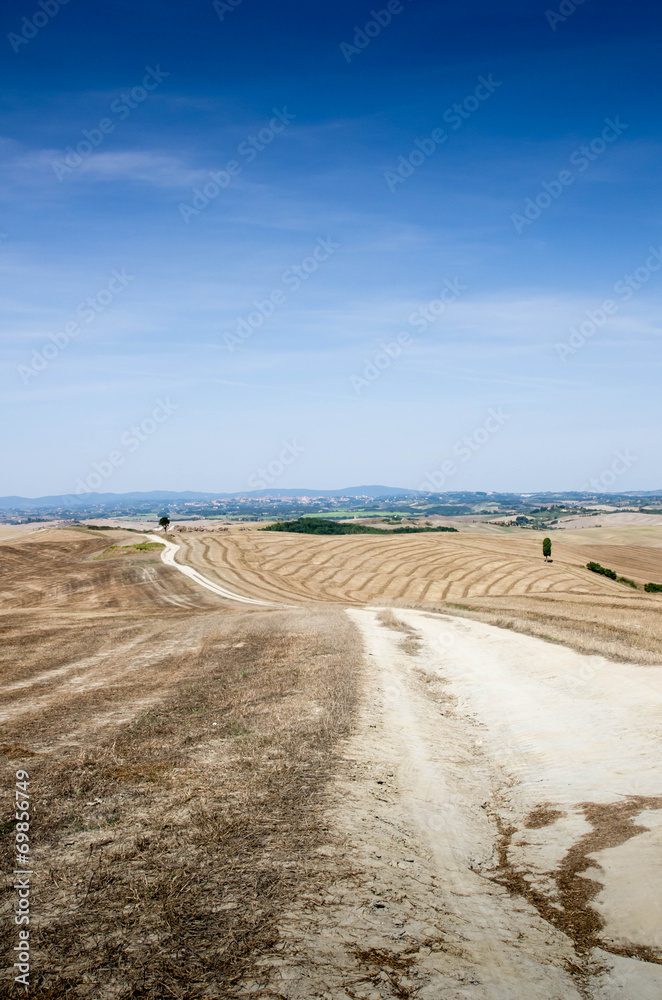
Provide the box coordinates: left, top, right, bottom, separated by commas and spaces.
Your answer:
150, 534, 662, 996
268, 608, 662, 999
147, 533, 287, 606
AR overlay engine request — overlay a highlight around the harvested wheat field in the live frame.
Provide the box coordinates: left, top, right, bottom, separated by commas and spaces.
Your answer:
1, 523, 662, 998
176, 526, 662, 662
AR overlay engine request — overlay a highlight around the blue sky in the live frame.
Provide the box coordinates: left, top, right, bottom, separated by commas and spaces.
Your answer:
2, 0, 661, 495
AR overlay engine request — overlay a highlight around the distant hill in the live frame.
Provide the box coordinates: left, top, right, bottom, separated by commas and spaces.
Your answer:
1, 487, 661, 514
0, 486, 424, 510
233, 486, 423, 499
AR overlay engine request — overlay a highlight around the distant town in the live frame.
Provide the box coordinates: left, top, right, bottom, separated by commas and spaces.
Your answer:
2, 488, 661, 527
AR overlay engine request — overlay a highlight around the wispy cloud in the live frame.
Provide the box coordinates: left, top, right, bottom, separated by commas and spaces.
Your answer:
8, 147, 201, 189
74, 151, 199, 186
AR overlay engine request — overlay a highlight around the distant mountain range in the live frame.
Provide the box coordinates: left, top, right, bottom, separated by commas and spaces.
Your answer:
0, 486, 425, 510
1, 486, 660, 512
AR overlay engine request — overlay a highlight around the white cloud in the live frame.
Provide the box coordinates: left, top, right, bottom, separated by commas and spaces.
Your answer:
74, 151, 199, 187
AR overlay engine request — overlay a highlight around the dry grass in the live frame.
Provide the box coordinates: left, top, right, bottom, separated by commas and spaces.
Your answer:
0, 528, 210, 613
0, 530, 361, 998
376, 610, 422, 656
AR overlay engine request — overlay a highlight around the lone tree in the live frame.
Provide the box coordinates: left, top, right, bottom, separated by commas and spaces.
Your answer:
542, 537, 552, 562
159, 515, 170, 533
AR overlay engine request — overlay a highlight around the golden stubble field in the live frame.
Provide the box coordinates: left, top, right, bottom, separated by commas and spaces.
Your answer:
176, 523, 662, 663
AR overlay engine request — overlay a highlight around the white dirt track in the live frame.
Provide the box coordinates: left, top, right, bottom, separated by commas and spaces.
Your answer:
148, 539, 662, 996
146, 534, 285, 606
257, 609, 662, 999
